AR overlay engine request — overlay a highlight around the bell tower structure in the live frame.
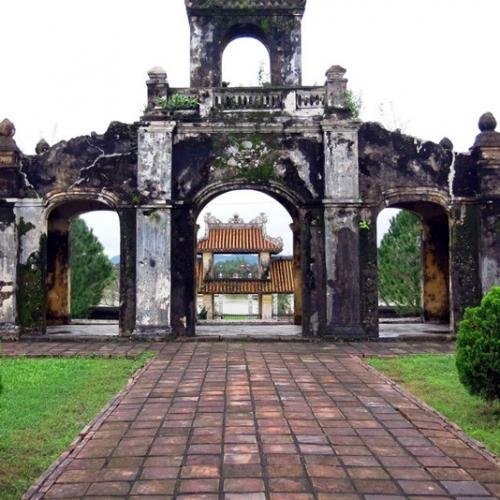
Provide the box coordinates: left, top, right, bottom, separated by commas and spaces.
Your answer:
185, 0, 306, 87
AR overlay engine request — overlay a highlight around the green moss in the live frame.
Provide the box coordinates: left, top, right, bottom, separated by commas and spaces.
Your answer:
241, 163, 275, 182
18, 217, 35, 237
212, 133, 280, 182
260, 18, 272, 33
125, 190, 142, 206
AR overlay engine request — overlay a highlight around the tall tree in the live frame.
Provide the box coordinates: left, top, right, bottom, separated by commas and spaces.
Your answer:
70, 217, 114, 318
378, 210, 422, 316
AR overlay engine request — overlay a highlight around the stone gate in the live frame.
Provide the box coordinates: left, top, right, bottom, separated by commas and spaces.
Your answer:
0, 0, 498, 339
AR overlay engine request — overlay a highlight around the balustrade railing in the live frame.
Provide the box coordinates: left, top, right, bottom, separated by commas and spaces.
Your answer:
168, 86, 327, 115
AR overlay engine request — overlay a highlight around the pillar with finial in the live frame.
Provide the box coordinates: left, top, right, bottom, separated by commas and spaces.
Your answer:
471, 111, 500, 294
145, 67, 169, 113
0, 119, 21, 337
472, 112, 500, 198
0, 118, 21, 167
324, 65, 347, 113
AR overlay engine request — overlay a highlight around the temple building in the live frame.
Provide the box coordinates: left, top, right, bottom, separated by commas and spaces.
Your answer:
196, 214, 294, 321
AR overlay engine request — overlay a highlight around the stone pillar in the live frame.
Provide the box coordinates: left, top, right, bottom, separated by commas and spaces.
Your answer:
0, 203, 17, 337
15, 200, 46, 334
272, 294, 278, 318
292, 224, 303, 325
259, 251, 271, 279
471, 112, 500, 294
300, 207, 326, 337
325, 66, 347, 111
135, 121, 176, 337
0, 119, 21, 337
202, 294, 214, 320
322, 119, 371, 338
261, 294, 273, 320
118, 208, 136, 336
145, 67, 168, 113
359, 207, 378, 337
202, 252, 213, 278
450, 203, 482, 330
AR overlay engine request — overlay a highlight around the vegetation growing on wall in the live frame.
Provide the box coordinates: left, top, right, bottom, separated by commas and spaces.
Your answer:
212, 134, 280, 182
17, 242, 45, 330
345, 90, 362, 119
70, 218, 114, 318
156, 94, 199, 111
378, 210, 422, 316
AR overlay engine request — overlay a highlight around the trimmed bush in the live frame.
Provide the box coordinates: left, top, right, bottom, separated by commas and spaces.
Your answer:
456, 286, 500, 402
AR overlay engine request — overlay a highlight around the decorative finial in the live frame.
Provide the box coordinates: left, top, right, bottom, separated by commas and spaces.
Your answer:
478, 112, 497, 132
0, 118, 21, 167
227, 214, 245, 224
325, 65, 346, 81
35, 138, 50, 155
148, 66, 167, 79
0, 118, 16, 138
439, 137, 453, 151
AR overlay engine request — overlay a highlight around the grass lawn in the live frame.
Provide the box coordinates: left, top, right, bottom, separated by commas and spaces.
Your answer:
367, 354, 500, 455
0, 355, 151, 499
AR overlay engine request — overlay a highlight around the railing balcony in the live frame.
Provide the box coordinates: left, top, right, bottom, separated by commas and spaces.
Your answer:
146, 86, 331, 118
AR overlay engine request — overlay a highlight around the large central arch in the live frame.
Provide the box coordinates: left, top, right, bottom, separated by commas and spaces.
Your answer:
186, 181, 305, 336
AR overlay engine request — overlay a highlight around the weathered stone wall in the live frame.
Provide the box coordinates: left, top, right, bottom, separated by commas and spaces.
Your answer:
358, 122, 452, 204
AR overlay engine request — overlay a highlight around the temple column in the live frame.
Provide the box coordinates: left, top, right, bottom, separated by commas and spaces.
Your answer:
322, 117, 373, 338
472, 113, 500, 295
202, 294, 214, 320
261, 294, 273, 320
0, 203, 17, 337
134, 120, 175, 337
15, 200, 46, 334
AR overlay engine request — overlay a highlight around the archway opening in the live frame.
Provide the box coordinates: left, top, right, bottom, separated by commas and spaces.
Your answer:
194, 189, 301, 337
377, 202, 451, 335
46, 203, 121, 336
222, 37, 271, 87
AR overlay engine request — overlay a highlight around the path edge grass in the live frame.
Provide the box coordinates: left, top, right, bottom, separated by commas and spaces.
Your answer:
22, 355, 155, 500
359, 355, 500, 466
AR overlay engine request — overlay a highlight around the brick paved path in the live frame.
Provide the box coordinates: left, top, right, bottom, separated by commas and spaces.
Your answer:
3, 340, 499, 499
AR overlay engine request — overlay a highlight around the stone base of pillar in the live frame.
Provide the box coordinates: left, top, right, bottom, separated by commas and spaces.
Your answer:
132, 324, 173, 339
322, 324, 377, 339
0, 323, 19, 340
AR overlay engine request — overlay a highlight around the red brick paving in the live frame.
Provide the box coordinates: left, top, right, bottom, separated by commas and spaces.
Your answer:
4, 340, 499, 499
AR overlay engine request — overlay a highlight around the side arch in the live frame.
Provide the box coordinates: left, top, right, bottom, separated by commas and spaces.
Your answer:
43, 188, 135, 335
377, 190, 451, 324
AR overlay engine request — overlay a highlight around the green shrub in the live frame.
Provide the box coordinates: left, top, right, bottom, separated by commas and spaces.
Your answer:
456, 286, 500, 402
198, 306, 208, 320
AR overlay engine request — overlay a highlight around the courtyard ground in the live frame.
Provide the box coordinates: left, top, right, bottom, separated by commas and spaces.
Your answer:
1, 340, 499, 499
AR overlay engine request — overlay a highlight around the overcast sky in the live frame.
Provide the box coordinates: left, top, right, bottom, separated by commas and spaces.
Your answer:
2, 0, 499, 257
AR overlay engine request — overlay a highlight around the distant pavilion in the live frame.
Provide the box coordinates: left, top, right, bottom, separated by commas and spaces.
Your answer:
196, 213, 294, 320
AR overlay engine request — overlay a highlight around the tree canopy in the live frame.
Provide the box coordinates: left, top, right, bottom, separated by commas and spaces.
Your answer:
70, 217, 115, 318
378, 210, 422, 316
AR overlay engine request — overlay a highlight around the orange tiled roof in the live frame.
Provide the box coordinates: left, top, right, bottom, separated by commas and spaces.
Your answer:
197, 213, 283, 254
197, 257, 294, 294
198, 227, 283, 253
